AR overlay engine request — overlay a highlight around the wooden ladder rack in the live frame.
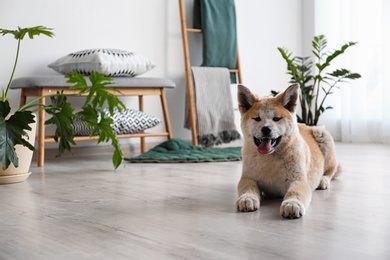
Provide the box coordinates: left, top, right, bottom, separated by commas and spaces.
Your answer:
178, 0, 242, 146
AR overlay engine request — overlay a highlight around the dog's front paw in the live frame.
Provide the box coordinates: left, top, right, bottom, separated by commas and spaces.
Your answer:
280, 199, 305, 219
236, 194, 260, 212
317, 176, 331, 190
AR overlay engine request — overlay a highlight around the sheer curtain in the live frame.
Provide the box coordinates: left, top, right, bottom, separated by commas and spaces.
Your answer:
313, 0, 390, 143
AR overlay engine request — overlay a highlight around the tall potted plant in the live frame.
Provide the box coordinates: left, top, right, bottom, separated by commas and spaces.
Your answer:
0, 26, 125, 183
275, 35, 361, 126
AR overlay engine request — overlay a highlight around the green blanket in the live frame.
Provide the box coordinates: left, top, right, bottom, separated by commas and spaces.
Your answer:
193, 0, 237, 82
126, 138, 242, 163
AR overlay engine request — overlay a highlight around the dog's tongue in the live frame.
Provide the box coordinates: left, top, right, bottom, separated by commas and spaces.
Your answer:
257, 138, 272, 154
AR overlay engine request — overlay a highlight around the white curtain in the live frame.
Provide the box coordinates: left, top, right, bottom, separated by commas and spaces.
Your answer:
313, 0, 390, 143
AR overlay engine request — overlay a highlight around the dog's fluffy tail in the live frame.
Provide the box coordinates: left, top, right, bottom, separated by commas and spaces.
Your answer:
312, 126, 341, 180
333, 163, 342, 179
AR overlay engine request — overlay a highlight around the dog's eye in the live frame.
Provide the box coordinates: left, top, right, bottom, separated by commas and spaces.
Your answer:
273, 117, 282, 122
252, 116, 261, 122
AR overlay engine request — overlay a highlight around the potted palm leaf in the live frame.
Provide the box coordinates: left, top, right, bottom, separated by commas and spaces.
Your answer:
0, 26, 125, 183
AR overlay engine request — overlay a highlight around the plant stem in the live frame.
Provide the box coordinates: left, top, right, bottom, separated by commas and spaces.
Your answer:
4, 39, 21, 101
313, 67, 324, 125
314, 79, 341, 125
299, 87, 307, 123
17, 93, 78, 112
313, 78, 321, 125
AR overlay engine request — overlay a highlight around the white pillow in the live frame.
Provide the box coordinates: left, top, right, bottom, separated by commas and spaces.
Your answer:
48, 48, 156, 77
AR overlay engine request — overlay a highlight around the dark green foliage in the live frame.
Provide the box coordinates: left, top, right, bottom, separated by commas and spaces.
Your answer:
1, 26, 126, 169
275, 35, 361, 125
0, 101, 35, 169
47, 71, 126, 169
45, 93, 76, 157
0, 71, 126, 170
0, 26, 54, 170
67, 71, 125, 115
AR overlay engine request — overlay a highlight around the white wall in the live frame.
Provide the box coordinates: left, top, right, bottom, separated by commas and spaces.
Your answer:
0, 0, 302, 146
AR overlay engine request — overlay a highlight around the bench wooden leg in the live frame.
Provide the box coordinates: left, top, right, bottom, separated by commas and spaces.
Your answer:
37, 90, 46, 167
161, 89, 173, 139
138, 95, 146, 153
19, 89, 27, 108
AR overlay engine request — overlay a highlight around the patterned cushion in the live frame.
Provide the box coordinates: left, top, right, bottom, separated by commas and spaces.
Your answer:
73, 108, 161, 136
48, 48, 156, 77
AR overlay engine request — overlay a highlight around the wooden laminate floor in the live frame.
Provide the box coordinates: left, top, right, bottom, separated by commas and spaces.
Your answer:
0, 142, 389, 260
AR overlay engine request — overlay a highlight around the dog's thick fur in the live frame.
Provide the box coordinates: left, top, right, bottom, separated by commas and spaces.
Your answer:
236, 84, 340, 218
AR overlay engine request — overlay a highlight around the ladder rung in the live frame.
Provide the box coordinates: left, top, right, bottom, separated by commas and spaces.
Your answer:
186, 28, 202, 33
229, 69, 239, 73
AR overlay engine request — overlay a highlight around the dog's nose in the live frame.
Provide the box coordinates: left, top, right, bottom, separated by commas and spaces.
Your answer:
261, 126, 271, 136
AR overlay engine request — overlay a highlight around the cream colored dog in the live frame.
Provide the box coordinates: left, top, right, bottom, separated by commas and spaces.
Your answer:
236, 84, 340, 218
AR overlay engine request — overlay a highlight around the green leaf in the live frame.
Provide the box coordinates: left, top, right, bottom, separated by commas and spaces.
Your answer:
66, 71, 89, 94
1, 26, 55, 102
0, 100, 11, 118
44, 93, 76, 157
0, 25, 54, 40
112, 148, 123, 169
80, 109, 123, 169
315, 74, 323, 81
65, 71, 125, 168
328, 69, 350, 77
318, 41, 358, 71
67, 71, 126, 114
312, 35, 327, 60
346, 73, 361, 79
0, 100, 35, 170
328, 69, 361, 80
76, 105, 102, 136
277, 47, 299, 81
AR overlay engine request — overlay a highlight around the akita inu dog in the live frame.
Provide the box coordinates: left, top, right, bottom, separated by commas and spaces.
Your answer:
236, 84, 340, 218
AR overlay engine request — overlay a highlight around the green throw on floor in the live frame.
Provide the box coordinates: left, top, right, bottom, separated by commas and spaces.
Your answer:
126, 138, 242, 163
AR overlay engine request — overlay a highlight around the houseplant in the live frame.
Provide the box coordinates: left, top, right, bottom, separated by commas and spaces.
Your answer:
275, 35, 361, 126
0, 26, 126, 178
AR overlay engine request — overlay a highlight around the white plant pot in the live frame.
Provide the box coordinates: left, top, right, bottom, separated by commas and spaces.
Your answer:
0, 115, 37, 184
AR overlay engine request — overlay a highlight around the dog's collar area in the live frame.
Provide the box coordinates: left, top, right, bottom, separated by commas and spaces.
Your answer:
253, 136, 282, 155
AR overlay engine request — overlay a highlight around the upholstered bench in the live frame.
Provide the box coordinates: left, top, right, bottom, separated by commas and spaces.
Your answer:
11, 75, 175, 167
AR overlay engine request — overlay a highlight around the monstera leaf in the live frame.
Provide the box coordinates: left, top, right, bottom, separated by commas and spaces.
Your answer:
0, 100, 35, 170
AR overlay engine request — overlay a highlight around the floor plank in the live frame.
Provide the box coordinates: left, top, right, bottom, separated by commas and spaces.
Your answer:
0, 142, 389, 259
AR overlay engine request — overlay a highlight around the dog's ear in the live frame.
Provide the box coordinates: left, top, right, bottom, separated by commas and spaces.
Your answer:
238, 85, 257, 114
277, 84, 299, 113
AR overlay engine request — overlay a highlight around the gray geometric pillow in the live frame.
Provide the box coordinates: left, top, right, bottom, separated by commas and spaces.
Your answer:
73, 108, 161, 136
48, 48, 156, 77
